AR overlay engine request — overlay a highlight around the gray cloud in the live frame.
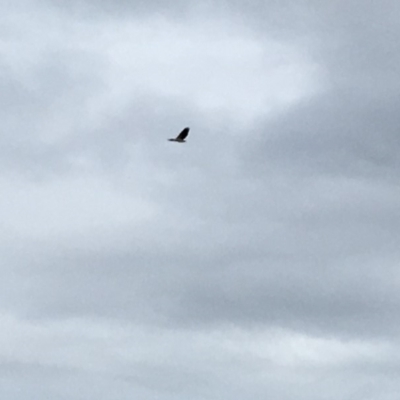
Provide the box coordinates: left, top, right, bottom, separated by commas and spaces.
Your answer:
1, 0, 400, 399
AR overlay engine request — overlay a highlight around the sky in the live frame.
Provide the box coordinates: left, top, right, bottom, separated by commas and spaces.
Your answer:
1, 0, 400, 399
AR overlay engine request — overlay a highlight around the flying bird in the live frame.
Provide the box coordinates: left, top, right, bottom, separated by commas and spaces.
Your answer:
168, 127, 190, 143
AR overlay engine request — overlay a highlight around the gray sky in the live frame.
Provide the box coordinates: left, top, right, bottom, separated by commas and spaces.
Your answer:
1, 0, 400, 399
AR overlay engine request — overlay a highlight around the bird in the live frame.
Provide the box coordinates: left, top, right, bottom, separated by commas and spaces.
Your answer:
168, 127, 190, 143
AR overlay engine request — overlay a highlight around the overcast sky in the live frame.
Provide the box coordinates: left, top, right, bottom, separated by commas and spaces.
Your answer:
1, 0, 400, 399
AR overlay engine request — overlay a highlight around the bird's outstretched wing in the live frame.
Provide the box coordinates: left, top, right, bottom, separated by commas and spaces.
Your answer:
176, 127, 190, 140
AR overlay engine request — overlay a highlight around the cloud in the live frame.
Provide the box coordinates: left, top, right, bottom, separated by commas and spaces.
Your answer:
1, 0, 400, 399
0, 313, 398, 400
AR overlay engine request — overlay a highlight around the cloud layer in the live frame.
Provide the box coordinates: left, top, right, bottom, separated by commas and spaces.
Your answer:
1, 0, 400, 399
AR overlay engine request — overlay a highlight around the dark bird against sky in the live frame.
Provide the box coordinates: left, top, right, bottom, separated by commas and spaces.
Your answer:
168, 127, 190, 142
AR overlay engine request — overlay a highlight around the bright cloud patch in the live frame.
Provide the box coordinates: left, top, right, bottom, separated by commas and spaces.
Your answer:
100, 17, 322, 124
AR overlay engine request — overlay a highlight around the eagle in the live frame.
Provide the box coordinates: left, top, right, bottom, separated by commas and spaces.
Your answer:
168, 127, 190, 143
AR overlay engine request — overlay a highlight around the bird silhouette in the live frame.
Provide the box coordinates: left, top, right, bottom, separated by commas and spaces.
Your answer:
168, 127, 190, 143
